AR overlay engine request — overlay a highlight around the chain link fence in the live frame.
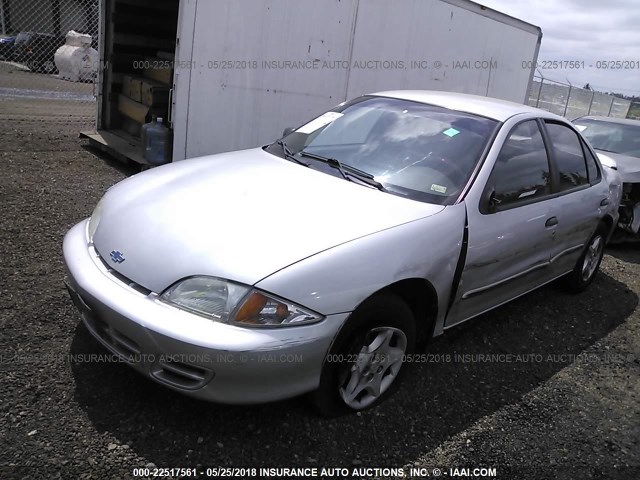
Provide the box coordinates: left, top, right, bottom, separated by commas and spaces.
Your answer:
0, 0, 99, 130
527, 75, 631, 120
1, 0, 635, 141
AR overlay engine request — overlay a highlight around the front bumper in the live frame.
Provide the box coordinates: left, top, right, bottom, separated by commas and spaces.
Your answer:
63, 220, 347, 404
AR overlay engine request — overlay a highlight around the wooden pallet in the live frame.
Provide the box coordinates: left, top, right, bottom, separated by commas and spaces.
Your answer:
81, 129, 151, 169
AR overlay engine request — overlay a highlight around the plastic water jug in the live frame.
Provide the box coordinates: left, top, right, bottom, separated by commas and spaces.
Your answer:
142, 117, 171, 165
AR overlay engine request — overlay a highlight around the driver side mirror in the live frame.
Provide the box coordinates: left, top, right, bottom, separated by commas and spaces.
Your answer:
282, 127, 295, 137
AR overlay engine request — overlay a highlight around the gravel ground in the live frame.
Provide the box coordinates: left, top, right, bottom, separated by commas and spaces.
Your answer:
1, 118, 639, 480
0, 62, 95, 125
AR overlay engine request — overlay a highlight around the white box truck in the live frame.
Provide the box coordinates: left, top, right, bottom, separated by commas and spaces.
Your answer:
82, 0, 542, 164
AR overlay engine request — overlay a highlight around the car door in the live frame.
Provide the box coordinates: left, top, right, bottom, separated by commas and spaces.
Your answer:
446, 119, 559, 326
541, 121, 607, 277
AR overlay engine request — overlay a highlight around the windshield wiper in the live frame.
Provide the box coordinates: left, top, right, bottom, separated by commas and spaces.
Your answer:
298, 150, 386, 191
277, 140, 309, 166
299, 150, 349, 180
594, 147, 617, 154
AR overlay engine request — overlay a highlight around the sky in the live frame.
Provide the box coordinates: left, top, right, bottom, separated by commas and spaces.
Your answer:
481, 0, 640, 96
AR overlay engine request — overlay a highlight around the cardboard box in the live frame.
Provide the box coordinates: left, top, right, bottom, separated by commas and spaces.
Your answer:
118, 94, 164, 125
143, 57, 173, 85
122, 74, 143, 102
141, 78, 170, 107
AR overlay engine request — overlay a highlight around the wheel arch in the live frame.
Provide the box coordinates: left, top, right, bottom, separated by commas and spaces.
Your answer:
367, 278, 438, 343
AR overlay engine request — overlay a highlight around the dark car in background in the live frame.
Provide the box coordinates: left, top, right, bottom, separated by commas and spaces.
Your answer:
0, 35, 16, 60
574, 116, 640, 241
11, 32, 65, 73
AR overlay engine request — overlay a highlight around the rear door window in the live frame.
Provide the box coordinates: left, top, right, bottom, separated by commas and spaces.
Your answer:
581, 141, 601, 184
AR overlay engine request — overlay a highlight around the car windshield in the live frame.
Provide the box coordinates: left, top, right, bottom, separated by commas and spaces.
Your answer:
15, 32, 32, 45
574, 119, 640, 159
267, 96, 498, 205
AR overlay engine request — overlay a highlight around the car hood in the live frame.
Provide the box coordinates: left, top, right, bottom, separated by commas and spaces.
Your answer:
93, 148, 444, 293
596, 150, 640, 183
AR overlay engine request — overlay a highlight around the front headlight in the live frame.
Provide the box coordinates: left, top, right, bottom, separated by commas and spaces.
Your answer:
160, 276, 323, 327
87, 198, 105, 242
160, 277, 250, 321
232, 290, 322, 326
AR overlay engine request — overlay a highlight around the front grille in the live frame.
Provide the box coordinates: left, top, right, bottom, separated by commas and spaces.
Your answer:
95, 251, 152, 296
83, 309, 141, 359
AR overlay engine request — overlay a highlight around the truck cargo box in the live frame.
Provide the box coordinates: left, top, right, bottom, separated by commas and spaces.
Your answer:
82, 0, 541, 166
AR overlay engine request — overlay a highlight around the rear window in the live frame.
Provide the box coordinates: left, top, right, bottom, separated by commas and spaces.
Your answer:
15, 32, 32, 45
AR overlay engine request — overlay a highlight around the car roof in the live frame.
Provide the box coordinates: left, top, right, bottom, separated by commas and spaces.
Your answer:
371, 90, 565, 122
574, 115, 640, 127
16, 31, 57, 37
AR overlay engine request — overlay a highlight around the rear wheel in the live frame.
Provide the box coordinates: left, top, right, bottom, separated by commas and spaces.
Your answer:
562, 227, 606, 293
311, 292, 415, 416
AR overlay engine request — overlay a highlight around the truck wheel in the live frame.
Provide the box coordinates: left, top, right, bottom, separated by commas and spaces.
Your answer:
562, 226, 606, 293
311, 292, 415, 416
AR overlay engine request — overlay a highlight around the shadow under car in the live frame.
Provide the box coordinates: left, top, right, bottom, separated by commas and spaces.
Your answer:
69, 270, 637, 467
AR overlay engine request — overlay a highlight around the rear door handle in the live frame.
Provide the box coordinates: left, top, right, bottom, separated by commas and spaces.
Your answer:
545, 216, 558, 228
600, 198, 609, 206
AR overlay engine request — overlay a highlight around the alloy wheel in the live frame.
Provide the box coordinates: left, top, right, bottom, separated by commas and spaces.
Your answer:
581, 234, 604, 282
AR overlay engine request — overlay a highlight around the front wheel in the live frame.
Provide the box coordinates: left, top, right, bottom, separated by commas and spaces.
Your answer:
562, 227, 606, 293
38, 60, 57, 74
311, 292, 415, 416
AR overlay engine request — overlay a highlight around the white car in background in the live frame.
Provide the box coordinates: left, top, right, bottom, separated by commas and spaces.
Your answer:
575, 116, 639, 240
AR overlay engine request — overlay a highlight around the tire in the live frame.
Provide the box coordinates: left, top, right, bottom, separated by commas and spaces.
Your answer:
36, 60, 56, 74
311, 292, 415, 417
562, 226, 606, 293
42, 61, 55, 74
27, 60, 42, 72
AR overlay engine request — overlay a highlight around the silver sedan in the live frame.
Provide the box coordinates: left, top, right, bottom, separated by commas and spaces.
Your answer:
63, 91, 621, 415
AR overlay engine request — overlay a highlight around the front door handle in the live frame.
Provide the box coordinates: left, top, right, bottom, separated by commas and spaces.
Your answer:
600, 198, 609, 206
545, 216, 558, 228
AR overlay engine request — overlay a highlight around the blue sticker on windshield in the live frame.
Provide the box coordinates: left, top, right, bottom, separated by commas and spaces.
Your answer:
443, 128, 460, 137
